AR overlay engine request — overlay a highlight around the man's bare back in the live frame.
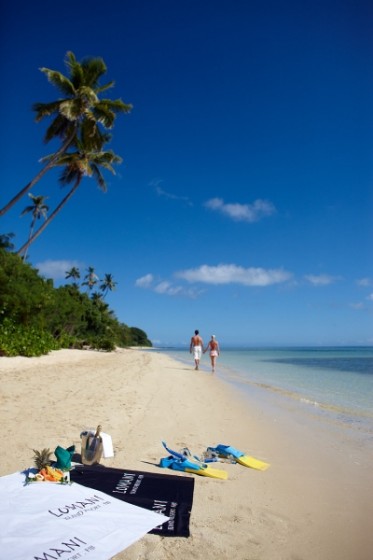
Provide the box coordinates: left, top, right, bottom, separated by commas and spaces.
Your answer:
191, 334, 203, 346
190, 330, 203, 370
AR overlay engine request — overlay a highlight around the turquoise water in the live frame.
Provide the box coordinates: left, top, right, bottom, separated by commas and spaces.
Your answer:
158, 346, 373, 441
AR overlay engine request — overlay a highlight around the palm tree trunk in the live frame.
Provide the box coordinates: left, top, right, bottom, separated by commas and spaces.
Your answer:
0, 131, 76, 218
22, 218, 36, 262
17, 176, 82, 257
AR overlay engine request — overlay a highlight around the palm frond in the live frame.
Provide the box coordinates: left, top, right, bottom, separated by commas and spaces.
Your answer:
80, 57, 107, 87
88, 150, 122, 171
43, 152, 74, 166
39, 68, 75, 96
21, 205, 35, 216
59, 164, 83, 185
65, 51, 77, 67
64, 51, 84, 88
33, 100, 64, 122
95, 81, 115, 94
100, 151, 122, 166
80, 120, 111, 151
90, 163, 107, 191
44, 116, 76, 143
91, 106, 115, 128
39, 147, 78, 165
38, 152, 56, 164
99, 98, 133, 114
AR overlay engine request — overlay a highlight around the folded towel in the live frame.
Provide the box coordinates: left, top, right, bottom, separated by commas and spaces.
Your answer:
101, 432, 114, 458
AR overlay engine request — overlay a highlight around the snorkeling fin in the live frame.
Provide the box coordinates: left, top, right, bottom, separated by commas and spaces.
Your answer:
208, 444, 270, 471
235, 454, 270, 470
184, 465, 228, 479
160, 441, 228, 479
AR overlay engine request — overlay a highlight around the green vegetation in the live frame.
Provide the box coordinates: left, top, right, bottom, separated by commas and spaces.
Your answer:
0, 249, 152, 356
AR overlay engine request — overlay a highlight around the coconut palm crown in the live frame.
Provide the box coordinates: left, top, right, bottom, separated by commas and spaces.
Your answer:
0, 51, 131, 217
33, 51, 132, 150
17, 143, 121, 257
20, 193, 49, 260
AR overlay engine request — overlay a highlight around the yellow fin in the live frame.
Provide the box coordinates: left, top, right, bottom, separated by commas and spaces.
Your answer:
185, 467, 228, 479
237, 455, 270, 471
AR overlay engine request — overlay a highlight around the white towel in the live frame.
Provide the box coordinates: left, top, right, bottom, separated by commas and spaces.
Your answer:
100, 432, 114, 458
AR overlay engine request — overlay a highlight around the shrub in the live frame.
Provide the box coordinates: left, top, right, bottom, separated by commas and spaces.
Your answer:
0, 318, 59, 357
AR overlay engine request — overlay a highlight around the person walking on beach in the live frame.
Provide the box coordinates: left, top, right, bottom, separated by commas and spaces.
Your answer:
204, 335, 220, 373
190, 329, 204, 370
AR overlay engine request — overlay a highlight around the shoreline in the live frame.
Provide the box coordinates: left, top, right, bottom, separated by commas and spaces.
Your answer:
1, 348, 372, 559
161, 346, 373, 445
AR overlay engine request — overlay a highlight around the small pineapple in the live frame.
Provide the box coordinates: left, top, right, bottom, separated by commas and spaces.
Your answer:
33, 448, 53, 471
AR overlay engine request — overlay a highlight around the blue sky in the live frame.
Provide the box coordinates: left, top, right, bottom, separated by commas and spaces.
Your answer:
1, 0, 372, 347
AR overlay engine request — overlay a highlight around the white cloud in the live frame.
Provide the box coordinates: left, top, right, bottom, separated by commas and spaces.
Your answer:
154, 281, 183, 295
135, 273, 154, 288
304, 274, 338, 286
135, 274, 201, 298
176, 264, 292, 286
349, 295, 373, 309
150, 179, 192, 206
204, 197, 276, 222
350, 302, 364, 310
35, 259, 81, 280
357, 278, 372, 287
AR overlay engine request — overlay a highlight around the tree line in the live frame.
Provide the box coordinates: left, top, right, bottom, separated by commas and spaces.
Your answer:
0, 248, 151, 356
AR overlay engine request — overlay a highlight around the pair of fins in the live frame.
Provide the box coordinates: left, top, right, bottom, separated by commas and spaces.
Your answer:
160, 442, 270, 479
160, 441, 228, 479
206, 444, 270, 471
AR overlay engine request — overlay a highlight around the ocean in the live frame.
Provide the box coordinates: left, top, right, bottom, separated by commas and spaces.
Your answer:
157, 346, 373, 445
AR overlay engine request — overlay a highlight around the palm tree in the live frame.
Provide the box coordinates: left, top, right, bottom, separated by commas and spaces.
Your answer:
91, 291, 104, 303
65, 266, 81, 286
0, 233, 15, 250
83, 266, 99, 292
16, 145, 121, 256
0, 51, 131, 217
20, 194, 49, 260
100, 273, 117, 298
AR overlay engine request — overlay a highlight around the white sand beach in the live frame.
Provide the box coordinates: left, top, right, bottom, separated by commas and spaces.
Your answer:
1, 348, 372, 560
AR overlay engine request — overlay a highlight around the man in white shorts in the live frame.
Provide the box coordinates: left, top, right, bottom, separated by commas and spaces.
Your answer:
190, 329, 204, 370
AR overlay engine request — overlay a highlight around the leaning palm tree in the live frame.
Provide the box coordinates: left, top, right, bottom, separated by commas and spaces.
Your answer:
100, 273, 117, 298
17, 145, 122, 257
0, 51, 131, 217
20, 194, 49, 260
